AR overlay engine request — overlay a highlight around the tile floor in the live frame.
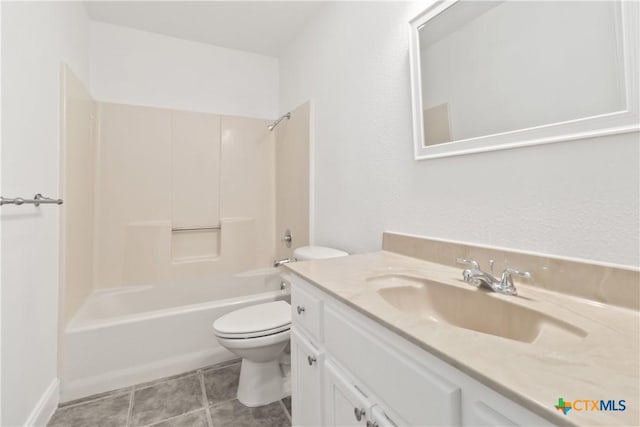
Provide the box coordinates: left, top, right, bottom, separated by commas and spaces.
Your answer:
49, 361, 292, 427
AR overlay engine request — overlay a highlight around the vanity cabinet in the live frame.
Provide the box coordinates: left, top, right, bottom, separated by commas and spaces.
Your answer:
290, 274, 553, 427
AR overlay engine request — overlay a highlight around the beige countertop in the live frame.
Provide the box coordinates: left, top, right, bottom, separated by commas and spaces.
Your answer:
285, 251, 640, 427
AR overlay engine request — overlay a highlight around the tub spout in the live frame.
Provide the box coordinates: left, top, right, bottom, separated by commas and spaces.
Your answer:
273, 258, 292, 268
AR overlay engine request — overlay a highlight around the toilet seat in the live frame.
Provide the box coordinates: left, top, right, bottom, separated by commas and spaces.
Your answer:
213, 300, 291, 339
215, 324, 290, 339
216, 328, 290, 351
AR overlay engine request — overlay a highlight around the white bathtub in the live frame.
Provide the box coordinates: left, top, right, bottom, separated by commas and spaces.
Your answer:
61, 268, 289, 402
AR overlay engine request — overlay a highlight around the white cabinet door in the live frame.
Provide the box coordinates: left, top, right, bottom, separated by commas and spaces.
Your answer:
291, 328, 324, 427
463, 400, 519, 427
370, 405, 399, 427
461, 387, 553, 426
324, 361, 372, 427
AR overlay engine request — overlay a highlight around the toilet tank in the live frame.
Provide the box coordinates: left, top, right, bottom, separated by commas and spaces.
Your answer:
293, 246, 348, 261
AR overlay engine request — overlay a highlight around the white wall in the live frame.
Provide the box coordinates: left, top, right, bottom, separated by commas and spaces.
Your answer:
279, 1, 640, 267
90, 21, 279, 119
0, 4, 3, 426
1, 2, 90, 425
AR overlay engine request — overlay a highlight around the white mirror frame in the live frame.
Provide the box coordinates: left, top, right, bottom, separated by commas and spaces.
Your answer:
409, 0, 639, 160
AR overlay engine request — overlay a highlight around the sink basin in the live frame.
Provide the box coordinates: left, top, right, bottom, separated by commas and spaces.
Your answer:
369, 274, 586, 343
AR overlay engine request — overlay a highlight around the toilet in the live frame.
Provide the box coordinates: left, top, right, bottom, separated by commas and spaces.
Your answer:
213, 245, 348, 407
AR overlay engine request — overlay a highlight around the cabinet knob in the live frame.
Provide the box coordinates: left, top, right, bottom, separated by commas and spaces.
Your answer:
296, 305, 306, 315
307, 355, 316, 366
354, 407, 366, 422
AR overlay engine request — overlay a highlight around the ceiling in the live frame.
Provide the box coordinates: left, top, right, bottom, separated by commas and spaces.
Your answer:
84, 1, 326, 57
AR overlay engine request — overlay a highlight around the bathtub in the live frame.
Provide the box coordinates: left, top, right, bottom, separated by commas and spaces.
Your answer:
61, 268, 289, 402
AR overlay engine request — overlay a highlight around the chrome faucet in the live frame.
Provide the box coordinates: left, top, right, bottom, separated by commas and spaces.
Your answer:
273, 258, 292, 268
456, 258, 531, 296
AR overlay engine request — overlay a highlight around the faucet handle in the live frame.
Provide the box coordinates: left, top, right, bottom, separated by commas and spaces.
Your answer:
488, 259, 495, 273
456, 258, 479, 269
502, 268, 532, 279
500, 268, 532, 290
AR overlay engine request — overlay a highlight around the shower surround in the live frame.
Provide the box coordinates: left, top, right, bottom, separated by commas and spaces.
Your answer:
93, 102, 275, 291
59, 67, 310, 401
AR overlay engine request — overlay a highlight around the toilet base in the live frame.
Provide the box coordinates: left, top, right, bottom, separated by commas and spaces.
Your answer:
237, 358, 289, 407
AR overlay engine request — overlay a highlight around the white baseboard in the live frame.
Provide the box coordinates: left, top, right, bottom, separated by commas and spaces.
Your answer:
24, 378, 59, 427
60, 347, 235, 403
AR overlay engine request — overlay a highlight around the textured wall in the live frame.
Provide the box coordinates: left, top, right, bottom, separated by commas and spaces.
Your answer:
279, 1, 639, 267
89, 21, 279, 119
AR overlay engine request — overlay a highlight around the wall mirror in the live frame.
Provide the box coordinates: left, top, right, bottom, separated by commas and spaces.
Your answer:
409, 0, 639, 160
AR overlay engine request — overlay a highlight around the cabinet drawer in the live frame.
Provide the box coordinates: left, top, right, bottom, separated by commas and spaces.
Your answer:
324, 305, 461, 426
291, 282, 323, 341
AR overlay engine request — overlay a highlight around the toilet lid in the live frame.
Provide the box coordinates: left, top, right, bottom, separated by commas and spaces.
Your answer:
213, 301, 291, 337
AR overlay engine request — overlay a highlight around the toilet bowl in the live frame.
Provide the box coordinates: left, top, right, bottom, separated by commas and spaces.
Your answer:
213, 246, 348, 407
213, 300, 291, 407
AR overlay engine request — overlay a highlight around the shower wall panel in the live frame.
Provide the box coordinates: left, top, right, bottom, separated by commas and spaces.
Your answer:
94, 103, 172, 288
94, 103, 275, 288
220, 116, 276, 269
171, 111, 220, 229
275, 102, 310, 259
60, 65, 97, 323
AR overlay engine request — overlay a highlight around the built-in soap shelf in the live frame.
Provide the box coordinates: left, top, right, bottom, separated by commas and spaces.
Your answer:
171, 227, 220, 263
